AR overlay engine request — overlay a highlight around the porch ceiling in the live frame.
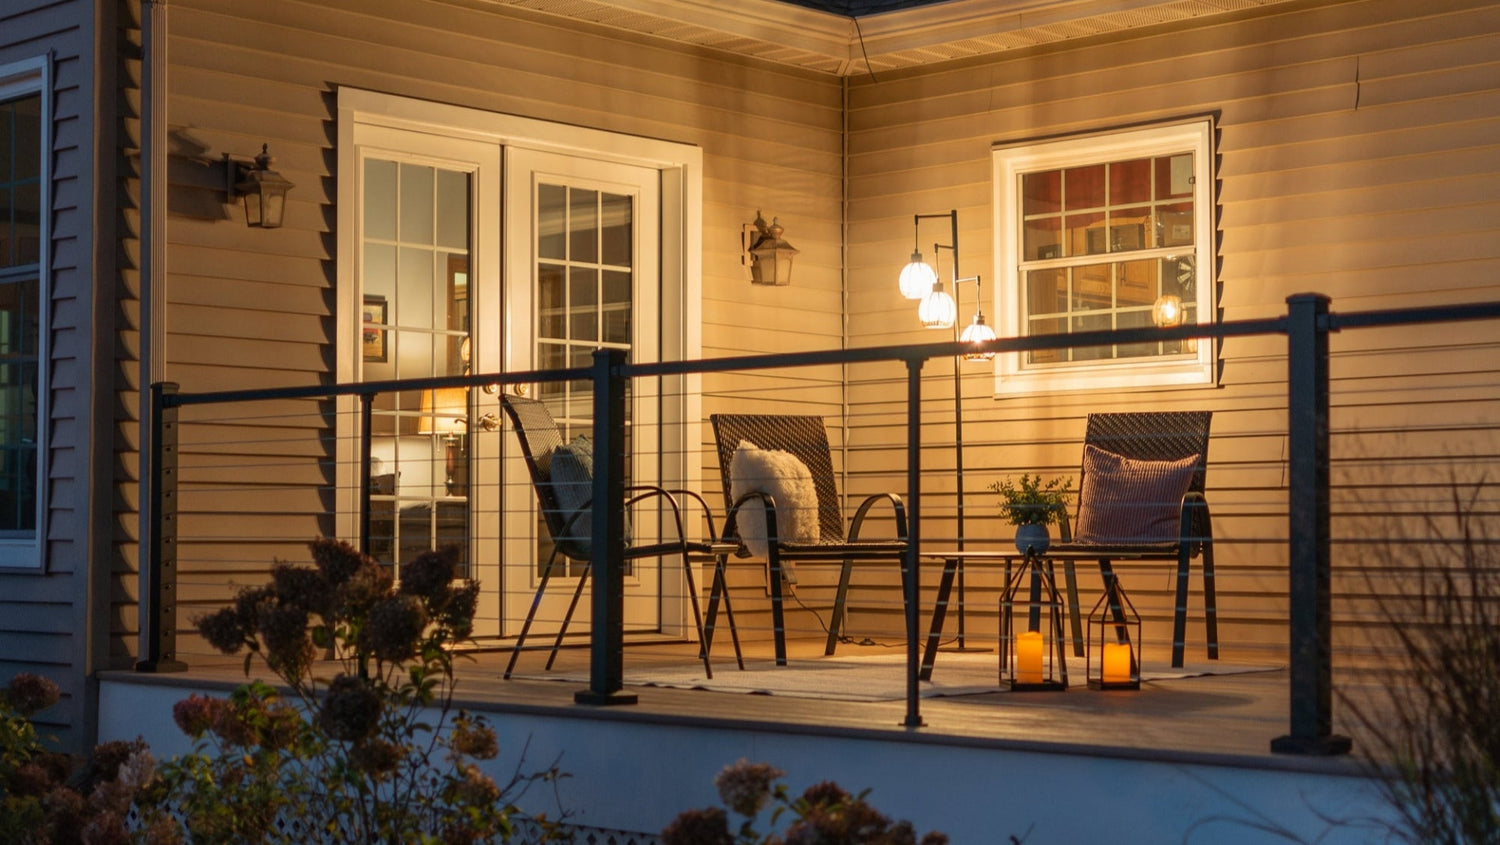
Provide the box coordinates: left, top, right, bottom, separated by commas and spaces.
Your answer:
470, 0, 1303, 75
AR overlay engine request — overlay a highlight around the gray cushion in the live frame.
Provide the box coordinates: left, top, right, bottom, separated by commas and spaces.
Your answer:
548, 434, 630, 558
1073, 444, 1198, 544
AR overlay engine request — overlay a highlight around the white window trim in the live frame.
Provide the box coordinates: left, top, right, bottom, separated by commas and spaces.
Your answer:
991, 117, 1216, 395
0, 56, 50, 571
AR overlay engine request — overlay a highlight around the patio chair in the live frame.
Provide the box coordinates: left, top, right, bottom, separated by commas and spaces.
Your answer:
1048, 410, 1218, 668
709, 414, 908, 665
499, 394, 730, 679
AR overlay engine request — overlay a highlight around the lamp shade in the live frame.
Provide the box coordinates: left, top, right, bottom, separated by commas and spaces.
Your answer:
959, 313, 998, 360
418, 387, 468, 436
1153, 294, 1185, 328
899, 253, 937, 299
919, 286, 956, 330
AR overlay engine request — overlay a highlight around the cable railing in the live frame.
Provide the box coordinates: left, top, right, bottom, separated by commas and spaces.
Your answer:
138, 293, 1500, 756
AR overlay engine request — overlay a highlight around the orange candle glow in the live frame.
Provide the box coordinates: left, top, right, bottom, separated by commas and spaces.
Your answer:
1102, 642, 1132, 684
1016, 630, 1044, 684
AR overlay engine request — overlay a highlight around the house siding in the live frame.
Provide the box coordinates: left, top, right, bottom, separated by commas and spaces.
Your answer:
0, 0, 110, 753
128, 0, 845, 650
844, 0, 1500, 660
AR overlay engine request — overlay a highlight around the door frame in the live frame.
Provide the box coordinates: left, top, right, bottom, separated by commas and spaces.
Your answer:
335, 87, 704, 639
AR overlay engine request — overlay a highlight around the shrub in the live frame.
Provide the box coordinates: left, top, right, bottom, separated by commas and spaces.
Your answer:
989, 474, 1072, 527
138, 539, 564, 843
662, 759, 947, 845
1339, 482, 1500, 843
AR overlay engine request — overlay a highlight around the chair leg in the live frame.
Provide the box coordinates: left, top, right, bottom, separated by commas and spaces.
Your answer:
825, 558, 854, 657
503, 551, 561, 680
1172, 547, 1191, 668
769, 550, 788, 666
702, 553, 745, 671
1202, 540, 1219, 660
1064, 559, 1084, 657
545, 560, 591, 671
679, 550, 713, 679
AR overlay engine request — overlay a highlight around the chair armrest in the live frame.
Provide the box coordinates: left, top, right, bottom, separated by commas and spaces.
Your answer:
628, 485, 723, 544
723, 490, 778, 557
849, 492, 908, 542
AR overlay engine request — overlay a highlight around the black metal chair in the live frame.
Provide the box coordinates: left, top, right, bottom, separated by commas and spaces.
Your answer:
1048, 410, 1218, 668
500, 394, 729, 679
708, 414, 908, 665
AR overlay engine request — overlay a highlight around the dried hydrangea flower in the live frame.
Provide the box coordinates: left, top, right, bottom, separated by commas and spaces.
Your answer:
271, 562, 333, 618
714, 759, 783, 817
449, 713, 498, 760
349, 737, 403, 779
255, 602, 313, 677
318, 673, 382, 743
171, 695, 219, 737
194, 606, 248, 655
799, 780, 849, 809
361, 595, 428, 662
4, 671, 60, 715
309, 537, 365, 586
399, 546, 457, 601
661, 807, 732, 845
437, 581, 479, 639
448, 764, 500, 807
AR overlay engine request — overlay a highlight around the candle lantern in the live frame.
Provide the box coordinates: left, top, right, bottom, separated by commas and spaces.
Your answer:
1087, 573, 1142, 690
1000, 552, 1068, 691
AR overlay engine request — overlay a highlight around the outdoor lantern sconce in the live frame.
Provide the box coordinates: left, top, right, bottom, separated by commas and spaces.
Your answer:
1087, 573, 1143, 690
743, 211, 798, 286
225, 144, 294, 229
1000, 553, 1069, 692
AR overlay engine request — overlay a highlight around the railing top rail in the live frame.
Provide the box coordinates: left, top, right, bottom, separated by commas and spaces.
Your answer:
156, 297, 1500, 408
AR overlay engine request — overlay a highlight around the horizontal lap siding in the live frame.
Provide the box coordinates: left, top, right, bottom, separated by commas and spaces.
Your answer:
0, 0, 100, 752
151, 0, 844, 628
843, 0, 1500, 662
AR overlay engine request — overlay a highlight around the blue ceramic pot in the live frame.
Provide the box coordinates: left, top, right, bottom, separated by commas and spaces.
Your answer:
1015, 523, 1051, 555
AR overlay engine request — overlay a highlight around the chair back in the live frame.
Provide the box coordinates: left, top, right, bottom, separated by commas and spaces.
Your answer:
710, 414, 846, 545
499, 394, 577, 555
1079, 411, 1212, 495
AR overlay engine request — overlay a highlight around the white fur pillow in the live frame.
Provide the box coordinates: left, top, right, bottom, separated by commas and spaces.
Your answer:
729, 441, 820, 558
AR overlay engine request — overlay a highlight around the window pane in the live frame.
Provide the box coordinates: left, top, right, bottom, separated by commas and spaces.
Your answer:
600, 192, 632, 267
538, 263, 565, 339
1067, 211, 1105, 257
1022, 171, 1061, 215
1109, 158, 1151, 205
0, 276, 38, 533
1024, 216, 1062, 262
569, 188, 598, 263
1064, 165, 1105, 209
569, 267, 598, 342
363, 159, 397, 241
1157, 202, 1194, 247
399, 164, 434, 245
538, 184, 566, 260
1157, 153, 1194, 199
435, 169, 469, 249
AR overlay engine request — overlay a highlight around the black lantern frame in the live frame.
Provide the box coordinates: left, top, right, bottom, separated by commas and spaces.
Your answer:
1087, 572, 1142, 690
1000, 551, 1069, 692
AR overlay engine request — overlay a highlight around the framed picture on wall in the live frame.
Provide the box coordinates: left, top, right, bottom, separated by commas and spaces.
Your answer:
363, 295, 388, 362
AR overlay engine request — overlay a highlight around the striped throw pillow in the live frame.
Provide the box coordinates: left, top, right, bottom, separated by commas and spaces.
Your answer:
1073, 444, 1199, 544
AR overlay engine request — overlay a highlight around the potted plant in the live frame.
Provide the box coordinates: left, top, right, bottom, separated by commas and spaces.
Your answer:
989, 473, 1073, 555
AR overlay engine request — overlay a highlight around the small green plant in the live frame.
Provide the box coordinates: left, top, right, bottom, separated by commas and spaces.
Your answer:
989, 474, 1072, 526
137, 539, 566, 843
661, 759, 947, 845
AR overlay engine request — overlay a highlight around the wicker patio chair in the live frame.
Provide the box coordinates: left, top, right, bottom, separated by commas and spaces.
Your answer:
709, 414, 908, 665
500, 394, 731, 679
1048, 410, 1218, 668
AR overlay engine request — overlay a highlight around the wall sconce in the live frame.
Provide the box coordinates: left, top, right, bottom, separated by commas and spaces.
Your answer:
224, 144, 294, 229
419, 387, 468, 495
743, 211, 798, 286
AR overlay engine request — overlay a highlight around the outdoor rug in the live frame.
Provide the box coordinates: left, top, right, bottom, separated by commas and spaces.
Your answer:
508, 652, 1281, 702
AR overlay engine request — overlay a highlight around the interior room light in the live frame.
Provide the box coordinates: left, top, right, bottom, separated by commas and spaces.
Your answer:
1153, 294, 1185, 328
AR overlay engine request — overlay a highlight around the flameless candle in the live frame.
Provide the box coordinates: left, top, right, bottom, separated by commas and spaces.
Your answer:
1017, 630, 1044, 684
1102, 641, 1132, 684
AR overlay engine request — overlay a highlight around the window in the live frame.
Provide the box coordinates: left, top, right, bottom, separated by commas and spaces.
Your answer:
0, 57, 47, 569
992, 118, 1215, 394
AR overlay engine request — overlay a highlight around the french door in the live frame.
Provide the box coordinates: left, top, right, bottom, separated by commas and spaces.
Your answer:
496, 148, 664, 638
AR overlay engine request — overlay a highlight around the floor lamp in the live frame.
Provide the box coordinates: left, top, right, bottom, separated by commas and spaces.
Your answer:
900, 211, 998, 649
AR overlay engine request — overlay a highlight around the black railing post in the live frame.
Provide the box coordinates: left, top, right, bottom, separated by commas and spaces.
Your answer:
137, 382, 186, 672
577, 348, 636, 705
904, 357, 925, 728
1272, 294, 1351, 755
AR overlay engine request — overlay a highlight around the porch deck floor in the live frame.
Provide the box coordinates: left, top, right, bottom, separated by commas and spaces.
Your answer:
148, 637, 1365, 775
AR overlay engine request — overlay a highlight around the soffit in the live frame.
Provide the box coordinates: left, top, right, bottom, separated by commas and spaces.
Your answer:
473, 0, 1302, 75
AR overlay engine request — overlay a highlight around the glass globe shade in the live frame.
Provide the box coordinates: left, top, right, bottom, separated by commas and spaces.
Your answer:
960, 314, 997, 360
919, 287, 956, 330
899, 254, 937, 300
